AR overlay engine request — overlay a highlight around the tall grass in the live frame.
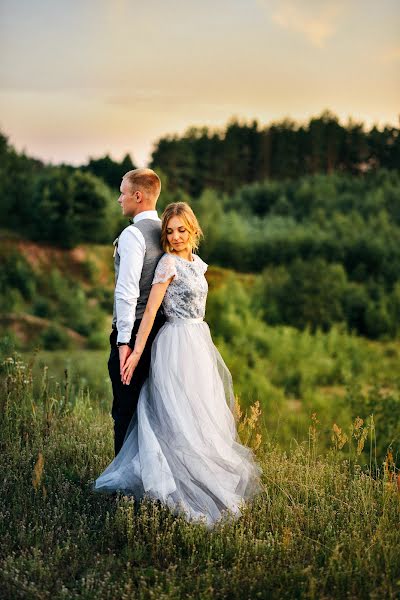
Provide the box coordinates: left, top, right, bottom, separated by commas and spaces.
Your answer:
1, 354, 399, 599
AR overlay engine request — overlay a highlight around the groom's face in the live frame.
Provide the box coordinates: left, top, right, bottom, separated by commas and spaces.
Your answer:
118, 178, 139, 218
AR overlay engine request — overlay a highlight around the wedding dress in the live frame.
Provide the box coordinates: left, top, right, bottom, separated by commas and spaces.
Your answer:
93, 252, 262, 527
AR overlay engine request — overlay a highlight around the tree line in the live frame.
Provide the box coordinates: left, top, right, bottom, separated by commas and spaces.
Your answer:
150, 110, 399, 196
0, 132, 133, 248
175, 168, 399, 340
1, 121, 400, 340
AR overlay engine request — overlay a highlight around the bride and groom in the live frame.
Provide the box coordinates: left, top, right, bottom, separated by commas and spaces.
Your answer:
93, 168, 262, 527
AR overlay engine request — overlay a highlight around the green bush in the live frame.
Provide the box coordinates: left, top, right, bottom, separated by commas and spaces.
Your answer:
87, 330, 109, 350
0, 251, 36, 310
40, 324, 71, 351
32, 296, 53, 319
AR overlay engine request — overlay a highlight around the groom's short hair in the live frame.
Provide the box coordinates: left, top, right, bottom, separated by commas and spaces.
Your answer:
123, 168, 161, 202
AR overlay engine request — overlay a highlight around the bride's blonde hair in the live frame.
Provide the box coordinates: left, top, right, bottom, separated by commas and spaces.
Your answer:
161, 202, 203, 253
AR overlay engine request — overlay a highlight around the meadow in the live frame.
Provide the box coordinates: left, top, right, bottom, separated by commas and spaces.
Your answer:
1, 350, 400, 599
2, 233, 400, 598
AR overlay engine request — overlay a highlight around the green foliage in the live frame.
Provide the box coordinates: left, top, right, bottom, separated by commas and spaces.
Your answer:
32, 295, 53, 319
40, 324, 71, 351
0, 250, 36, 311
0, 354, 399, 598
151, 112, 400, 196
344, 381, 400, 461
1, 123, 400, 343
261, 258, 347, 332
188, 169, 400, 339
87, 330, 109, 350
205, 274, 400, 458
0, 333, 18, 357
82, 152, 136, 191
0, 245, 107, 348
2, 129, 400, 341
0, 132, 127, 247
89, 286, 114, 312
43, 268, 106, 337
0, 132, 43, 231
29, 168, 117, 248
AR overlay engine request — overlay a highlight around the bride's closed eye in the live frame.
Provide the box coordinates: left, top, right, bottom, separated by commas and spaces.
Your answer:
167, 227, 187, 234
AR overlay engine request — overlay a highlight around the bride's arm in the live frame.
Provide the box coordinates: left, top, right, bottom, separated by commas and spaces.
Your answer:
121, 277, 172, 385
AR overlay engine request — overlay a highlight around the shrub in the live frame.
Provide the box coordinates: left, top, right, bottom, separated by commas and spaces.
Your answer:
40, 325, 71, 351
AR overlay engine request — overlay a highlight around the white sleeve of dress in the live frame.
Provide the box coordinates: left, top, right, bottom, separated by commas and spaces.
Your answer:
194, 255, 208, 274
200, 258, 208, 274
152, 254, 178, 284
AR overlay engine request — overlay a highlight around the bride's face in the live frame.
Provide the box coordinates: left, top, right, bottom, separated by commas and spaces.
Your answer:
166, 216, 191, 253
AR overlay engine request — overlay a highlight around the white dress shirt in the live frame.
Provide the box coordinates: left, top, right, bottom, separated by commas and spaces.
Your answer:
115, 210, 161, 344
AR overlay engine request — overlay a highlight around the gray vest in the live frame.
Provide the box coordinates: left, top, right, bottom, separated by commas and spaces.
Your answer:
112, 219, 163, 327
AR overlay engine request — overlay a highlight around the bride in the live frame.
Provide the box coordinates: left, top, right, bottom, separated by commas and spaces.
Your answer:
93, 202, 262, 527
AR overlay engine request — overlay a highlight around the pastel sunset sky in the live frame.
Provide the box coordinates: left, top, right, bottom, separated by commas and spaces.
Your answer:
1, 0, 399, 166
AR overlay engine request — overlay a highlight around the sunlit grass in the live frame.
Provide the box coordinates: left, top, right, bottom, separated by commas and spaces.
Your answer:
1, 355, 399, 599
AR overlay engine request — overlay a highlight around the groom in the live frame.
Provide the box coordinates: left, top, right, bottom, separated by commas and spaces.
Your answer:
110, 168, 165, 456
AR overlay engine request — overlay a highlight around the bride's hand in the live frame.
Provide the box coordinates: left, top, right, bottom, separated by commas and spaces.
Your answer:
121, 351, 141, 385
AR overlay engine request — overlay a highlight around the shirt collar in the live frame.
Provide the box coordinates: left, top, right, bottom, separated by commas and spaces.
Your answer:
133, 210, 160, 224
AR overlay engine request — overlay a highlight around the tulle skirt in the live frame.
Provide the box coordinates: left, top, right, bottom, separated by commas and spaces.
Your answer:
93, 318, 262, 528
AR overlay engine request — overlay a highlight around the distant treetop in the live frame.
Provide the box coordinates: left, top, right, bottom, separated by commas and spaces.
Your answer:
150, 111, 400, 196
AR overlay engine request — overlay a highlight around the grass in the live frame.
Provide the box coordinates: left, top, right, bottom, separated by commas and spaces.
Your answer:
1, 355, 400, 599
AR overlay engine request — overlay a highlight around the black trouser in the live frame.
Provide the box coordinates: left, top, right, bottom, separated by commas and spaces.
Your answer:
108, 312, 166, 456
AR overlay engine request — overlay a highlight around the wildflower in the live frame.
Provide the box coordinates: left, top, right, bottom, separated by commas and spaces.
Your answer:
253, 433, 262, 451
237, 398, 262, 450
32, 452, 44, 491
353, 417, 363, 430
282, 527, 292, 549
234, 396, 243, 421
384, 449, 395, 483
331, 423, 348, 450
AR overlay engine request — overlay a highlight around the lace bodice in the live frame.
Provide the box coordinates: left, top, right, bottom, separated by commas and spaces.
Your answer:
152, 253, 208, 319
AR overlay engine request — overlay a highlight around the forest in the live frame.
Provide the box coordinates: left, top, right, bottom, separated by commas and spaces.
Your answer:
150, 110, 400, 194
1, 113, 400, 597
1, 112, 400, 340
1, 112, 400, 458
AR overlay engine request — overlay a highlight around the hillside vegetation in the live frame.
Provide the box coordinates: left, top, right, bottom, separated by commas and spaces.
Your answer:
0, 353, 399, 599
1, 235, 400, 463
2, 118, 400, 458
2, 125, 400, 339
1, 114, 400, 596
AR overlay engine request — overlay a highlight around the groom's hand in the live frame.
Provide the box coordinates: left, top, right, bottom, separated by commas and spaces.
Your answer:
122, 351, 141, 386
118, 345, 132, 380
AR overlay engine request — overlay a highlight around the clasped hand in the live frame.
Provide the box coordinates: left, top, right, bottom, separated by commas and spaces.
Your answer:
121, 351, 140, 385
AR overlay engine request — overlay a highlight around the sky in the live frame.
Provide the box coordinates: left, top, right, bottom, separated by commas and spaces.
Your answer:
0, 0, 399, 166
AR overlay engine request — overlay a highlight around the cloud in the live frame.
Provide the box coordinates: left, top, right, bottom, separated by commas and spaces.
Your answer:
260, 0, 347, 47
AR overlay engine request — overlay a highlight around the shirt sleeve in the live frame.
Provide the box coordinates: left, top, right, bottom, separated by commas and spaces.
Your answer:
115, 226, 146, 344
152, 254, 178, 284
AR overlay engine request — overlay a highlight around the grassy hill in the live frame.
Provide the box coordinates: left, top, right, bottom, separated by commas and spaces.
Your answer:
0, 352, 399, 598
2, 233, 400, 462
0, 232, 254, 350
1, 234, 400, 597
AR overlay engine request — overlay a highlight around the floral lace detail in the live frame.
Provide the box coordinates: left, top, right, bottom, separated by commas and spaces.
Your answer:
152, 253, 178, 284
152, 253, 208, 319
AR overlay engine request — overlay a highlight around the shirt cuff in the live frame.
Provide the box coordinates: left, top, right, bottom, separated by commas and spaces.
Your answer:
116, 331, 131, 344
